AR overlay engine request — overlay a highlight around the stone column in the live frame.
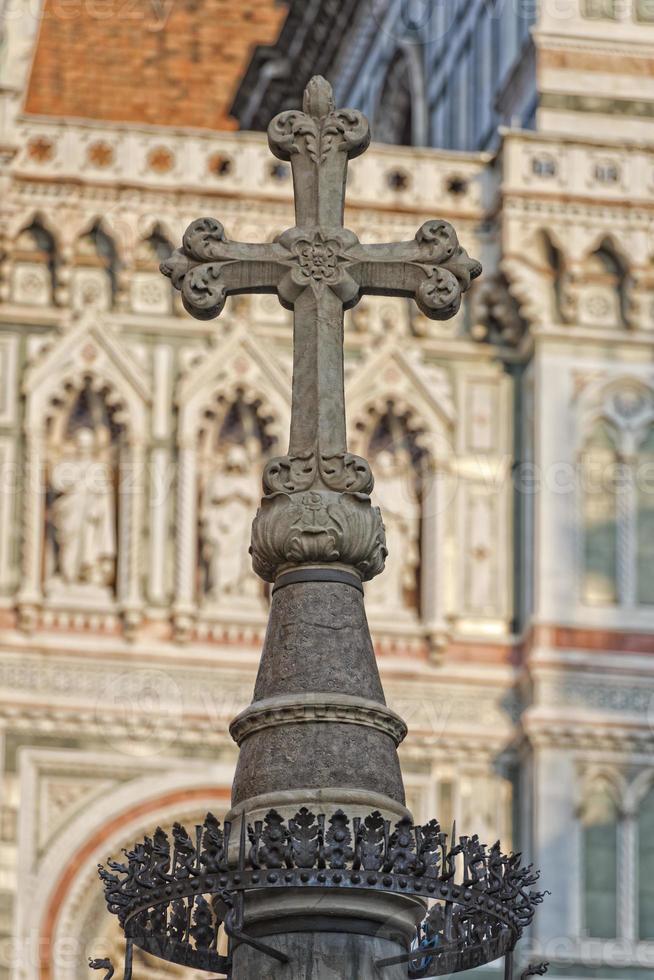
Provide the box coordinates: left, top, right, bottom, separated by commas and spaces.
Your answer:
17, 433, 44, 629
227, 568, 423, 977
160, 74, 481, 979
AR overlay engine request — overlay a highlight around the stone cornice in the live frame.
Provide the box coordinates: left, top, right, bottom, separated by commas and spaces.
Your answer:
519, 720, 654, 753
229, 693, 408, 747
534, 28, 654, 59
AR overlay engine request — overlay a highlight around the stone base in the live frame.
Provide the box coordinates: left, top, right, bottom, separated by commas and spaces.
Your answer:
230, 929, 410, 980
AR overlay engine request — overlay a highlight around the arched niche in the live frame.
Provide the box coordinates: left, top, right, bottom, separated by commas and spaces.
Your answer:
533, 229, 567, 323
72, 221, 120, 312
131, 225, 174, 315
346, 343, 455, 639
578, 377, 654, 608
355, 400, 428, 621
500, 226, 568, 330
173, 331, 291, 639
196, 389, 277, 610
10, 215, 58, 307
19, 314, 149, 633
372, 46, 426, 147
576, 238, 630, 330
43, 377, 124, 602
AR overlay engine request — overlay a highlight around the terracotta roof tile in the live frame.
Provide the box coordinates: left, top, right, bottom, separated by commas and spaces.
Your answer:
24, 0, 287, 130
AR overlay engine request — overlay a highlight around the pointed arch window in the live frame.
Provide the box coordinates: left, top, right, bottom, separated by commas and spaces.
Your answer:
11, 218, 57, 306
132, 226, 174, 315
582, 420, 619, 604
373, 50, 415, 146
73, 222, 119, 311
579, 240, 629, 330
581, 781, 619, 939
581, 388, 654, 608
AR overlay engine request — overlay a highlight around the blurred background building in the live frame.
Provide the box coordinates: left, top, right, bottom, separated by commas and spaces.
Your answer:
0, 0, 652, 977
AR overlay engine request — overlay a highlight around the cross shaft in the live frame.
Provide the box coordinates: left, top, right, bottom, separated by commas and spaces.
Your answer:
162, 75, 481, 582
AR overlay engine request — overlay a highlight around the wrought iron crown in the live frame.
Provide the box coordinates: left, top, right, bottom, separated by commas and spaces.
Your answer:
97, 808, 548, 979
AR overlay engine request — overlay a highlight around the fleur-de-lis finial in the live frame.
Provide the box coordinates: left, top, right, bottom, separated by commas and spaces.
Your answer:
302, 75, 335, 119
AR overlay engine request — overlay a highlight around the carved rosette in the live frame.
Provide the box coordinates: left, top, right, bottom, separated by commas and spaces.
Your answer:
276, 227, 360, 306
250, 488, 386, 583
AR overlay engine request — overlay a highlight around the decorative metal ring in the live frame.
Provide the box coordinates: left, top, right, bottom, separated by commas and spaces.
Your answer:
273, 567, 364, 593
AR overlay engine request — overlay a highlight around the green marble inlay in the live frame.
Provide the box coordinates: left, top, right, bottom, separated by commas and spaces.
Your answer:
541, 92, 654, 119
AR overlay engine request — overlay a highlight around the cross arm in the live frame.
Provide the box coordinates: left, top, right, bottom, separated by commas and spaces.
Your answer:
160, 217, 289, 319
347, 220, 482, 319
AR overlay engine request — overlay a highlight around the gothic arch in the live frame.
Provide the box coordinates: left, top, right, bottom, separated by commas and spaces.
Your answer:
346, 343, 455, 634
346, 342, 455, 460
577, 767, 626, 817
501, 226, 569, 328
7, 209, 61, 248
578, 375, 654, 454
7, 213, 60, 307
72, 220, 121, 311
576, 376, 654, 608
372, 45, 427, 147
627, 769, 654, 815
173, 330, 291, 636
17, 761, 232, 980
135, 224, 173, 267
131, 224, 175, 314
19, 313, 149, 631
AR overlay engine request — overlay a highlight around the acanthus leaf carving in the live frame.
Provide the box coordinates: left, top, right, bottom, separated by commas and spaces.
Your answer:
249, 489, 387, 583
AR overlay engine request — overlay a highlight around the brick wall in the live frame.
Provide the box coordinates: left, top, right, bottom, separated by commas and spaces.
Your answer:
24, 0, 287, 130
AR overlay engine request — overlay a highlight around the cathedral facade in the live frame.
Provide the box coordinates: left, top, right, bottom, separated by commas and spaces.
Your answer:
0, 1, 652, 978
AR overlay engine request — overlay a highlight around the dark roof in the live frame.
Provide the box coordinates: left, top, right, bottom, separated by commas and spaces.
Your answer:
231, 0, 362, 130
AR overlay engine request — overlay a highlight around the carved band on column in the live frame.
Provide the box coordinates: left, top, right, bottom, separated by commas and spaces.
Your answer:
229, 693, 408, 747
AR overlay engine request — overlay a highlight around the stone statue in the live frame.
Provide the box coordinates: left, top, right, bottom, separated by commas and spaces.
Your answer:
365, 450, 419, 613
48, 426, 116, 589
200, 446, 259, 600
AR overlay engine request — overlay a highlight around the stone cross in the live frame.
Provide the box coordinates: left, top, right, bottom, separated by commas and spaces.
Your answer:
162, 75, 481, 584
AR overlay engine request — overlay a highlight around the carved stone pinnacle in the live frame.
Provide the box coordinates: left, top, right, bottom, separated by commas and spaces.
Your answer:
161, 76, 481, 583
